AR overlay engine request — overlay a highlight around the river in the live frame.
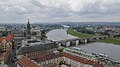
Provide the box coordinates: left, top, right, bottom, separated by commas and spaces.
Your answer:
46, 29, 77, 41
46, 29, 120, 62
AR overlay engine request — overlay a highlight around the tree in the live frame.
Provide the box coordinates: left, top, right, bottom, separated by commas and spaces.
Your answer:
2, 31, 8, 36
31, 32, 37, 36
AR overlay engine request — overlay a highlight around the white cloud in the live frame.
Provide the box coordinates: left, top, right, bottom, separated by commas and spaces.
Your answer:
0, 0, 120, 23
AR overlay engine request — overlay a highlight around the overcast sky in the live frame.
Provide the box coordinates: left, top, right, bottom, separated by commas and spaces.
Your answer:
0, 0, 120, 23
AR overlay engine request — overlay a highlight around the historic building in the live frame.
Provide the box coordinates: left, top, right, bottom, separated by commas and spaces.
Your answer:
17, 46, 104, 67
0, 34, 14, 51
26, 19, 31, 39
17, 56, 39, 67
0, 34, 14, 64
62, 47, 103, 67
33, 47, 103, 67
17, 38, 58, 57
11, 29, 26, 37
11, 19, 31, 43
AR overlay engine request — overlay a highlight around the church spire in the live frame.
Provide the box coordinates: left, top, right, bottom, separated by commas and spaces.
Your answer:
28, 19, 29, 23
27, 19, 30, 30
26, 19, 31, 39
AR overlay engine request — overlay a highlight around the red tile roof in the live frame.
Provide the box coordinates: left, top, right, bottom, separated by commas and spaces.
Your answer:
62, 52, 103, 67
17, 56, 40, 67
6, 34, 14, 42
0, 34, 14, 42
30, 53, 62, 62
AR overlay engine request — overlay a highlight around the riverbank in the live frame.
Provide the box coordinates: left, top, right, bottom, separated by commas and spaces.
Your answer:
97, 38, 120, 45
67, 28, 94, 38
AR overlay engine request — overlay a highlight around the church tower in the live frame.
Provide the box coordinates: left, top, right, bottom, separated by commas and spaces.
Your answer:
26, 19, 31, 39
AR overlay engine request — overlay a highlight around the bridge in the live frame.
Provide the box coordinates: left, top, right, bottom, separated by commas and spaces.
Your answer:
55, 35, 110, 47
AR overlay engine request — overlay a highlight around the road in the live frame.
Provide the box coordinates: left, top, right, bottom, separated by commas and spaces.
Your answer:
7, 44, 17, 67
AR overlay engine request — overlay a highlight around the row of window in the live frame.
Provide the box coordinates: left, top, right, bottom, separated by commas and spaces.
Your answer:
64, 57, 93, 67
39, 57, 63, 66
64, 49, 96, 61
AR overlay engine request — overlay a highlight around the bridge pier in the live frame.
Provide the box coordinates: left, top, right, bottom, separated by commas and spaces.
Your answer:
85, 39, 88, 44
65, 41, 71, 47
75, 40, 79, 46
79, 39, 84, 44
96, 37, 100, 40
70, 41, 76, 46
60, 42, 66, 47
58, 42, 62, 48
106, 36, 109, 38
103, 36, 107, 39
79, 39, 88, 44
104, 36, 109, 39
101, 36, 105, 39
87, 38, 95, 42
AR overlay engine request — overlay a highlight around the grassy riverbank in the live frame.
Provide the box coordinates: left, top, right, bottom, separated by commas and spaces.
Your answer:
67, 28, 94, 38
67, 28, 120, 45
97, 38, 120, 45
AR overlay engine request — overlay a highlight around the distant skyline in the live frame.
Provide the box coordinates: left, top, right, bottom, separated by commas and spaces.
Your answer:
0, 0, 120, 23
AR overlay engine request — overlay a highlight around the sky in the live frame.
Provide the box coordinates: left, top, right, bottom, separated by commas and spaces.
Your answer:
0, 0, 120, 23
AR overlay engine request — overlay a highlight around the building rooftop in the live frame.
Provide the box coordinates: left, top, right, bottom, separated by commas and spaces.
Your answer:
0, 34, 14, 43
17, 56, 39, 67
64, 47, 97, 61
18, 40, 57, 55
21, 39, 52, 47
31, 52, 62, 62
62, 52, 103, 67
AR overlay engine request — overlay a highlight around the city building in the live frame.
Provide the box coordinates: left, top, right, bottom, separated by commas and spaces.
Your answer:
62, 47, 103, 67
0, 34, 14, 64
30, 51, 63, 67
17, 39, 58, 56
1, 45, 12, 64
0, 34, 14, 51
19, 47, 103, 67
63, 47, 97, 62
11, 29, 26, 37
17, 56, 39, 67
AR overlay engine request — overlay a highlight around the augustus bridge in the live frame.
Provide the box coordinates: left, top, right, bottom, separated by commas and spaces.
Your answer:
55, 35, 110, 47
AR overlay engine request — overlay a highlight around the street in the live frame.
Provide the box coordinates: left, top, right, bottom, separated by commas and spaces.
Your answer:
7, 44, 17, 67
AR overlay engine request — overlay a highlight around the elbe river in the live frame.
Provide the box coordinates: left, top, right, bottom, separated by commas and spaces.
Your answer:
47, 29, 120, 62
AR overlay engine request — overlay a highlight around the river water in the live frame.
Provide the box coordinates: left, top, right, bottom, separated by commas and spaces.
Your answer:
46, 29, 77, 41
46, 29, 120, 62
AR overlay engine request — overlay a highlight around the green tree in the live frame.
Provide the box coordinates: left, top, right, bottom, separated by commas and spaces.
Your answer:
31, 32, 37, 36
2, 31, 8, 36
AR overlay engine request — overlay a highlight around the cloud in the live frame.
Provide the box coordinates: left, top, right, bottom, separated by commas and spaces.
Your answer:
31, 0, 120, 17
0, 0, 120, 23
